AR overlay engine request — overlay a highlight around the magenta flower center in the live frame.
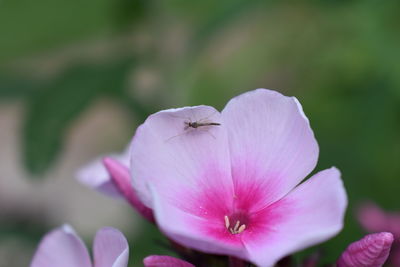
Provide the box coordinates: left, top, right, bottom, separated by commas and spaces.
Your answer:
224, 212, 248, 234
178, 164, 286, 244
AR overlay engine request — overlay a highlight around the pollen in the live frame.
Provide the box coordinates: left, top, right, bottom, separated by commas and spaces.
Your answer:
224, 215, 246, 234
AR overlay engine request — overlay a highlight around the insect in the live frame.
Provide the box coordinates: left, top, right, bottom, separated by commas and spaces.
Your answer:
165, 110, 221, 142
184, 120, 221, 130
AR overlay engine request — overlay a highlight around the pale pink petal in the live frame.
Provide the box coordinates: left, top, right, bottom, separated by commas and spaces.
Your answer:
357, 203, 400, 238
242, 167, 347, 267
129, 106, 234, 211
103, 157, 154, 223
221, 89, 319, 210
30, 225, 92, 267
143, 255, 195, 267
357, 203, 389, 233
337, 232, 394, 267
93, 227, 129, 267
77, 148, 130, 198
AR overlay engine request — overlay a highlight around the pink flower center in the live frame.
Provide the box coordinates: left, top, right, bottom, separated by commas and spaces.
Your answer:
224, 212, 249, 234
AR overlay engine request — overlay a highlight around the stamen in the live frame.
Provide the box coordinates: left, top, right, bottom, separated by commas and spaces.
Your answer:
233, 220, 240, 232
224, 216, 247, 234
224, 215, 230, 229
237, 224, 246, 234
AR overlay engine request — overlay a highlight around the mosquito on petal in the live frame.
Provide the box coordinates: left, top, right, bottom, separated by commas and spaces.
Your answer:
184, 120, 221, 130
165, 109, 221, 142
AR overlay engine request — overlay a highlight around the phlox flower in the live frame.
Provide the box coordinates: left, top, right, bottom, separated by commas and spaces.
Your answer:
30, 225, 193, 267
128, 89, 347, 266
357, 202, 400, 266
30, 225, 129, 267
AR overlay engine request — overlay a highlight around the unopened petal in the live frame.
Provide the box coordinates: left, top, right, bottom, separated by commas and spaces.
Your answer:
143, 255, 195, 267
103, 157, 154, 223
30, 225, 91, 267
93, 227, 129, 267
221, 89, 319, 210
77, 148, 130, 198
242, 167, 347, 267
337, 232, 394, 267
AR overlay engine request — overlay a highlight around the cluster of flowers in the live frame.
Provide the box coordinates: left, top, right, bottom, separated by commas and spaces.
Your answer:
30, 89, 397, 267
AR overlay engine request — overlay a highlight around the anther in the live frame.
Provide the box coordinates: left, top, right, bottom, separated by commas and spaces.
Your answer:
224, 215, 230, 229
233, 220, 240, 232
224, 215, 247, 235
237, 224, 246, 234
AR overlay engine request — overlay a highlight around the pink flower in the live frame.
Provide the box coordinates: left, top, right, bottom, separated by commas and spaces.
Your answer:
357, 202, 400, 238
77, 149, 154, 222
30, 225, 129, 267
337, 232, 394, 267
30, 225, 193, 267
357, 202, 400, 266
129, 89, 347, 266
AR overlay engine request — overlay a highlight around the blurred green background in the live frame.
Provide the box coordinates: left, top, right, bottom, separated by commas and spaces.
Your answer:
0, 0, 399, 266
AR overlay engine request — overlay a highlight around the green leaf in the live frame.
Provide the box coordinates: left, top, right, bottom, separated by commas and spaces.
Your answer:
0, 73, 38, 100
23, 59, 134, 176
0, 0, 120, 63
112, 0, 149, 30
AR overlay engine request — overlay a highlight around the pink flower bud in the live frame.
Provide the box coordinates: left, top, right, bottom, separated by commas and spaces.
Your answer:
143, 255, 194, 267
337, 232, 394, 267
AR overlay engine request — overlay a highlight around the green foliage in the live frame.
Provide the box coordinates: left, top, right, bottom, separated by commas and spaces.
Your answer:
112, 0, 149, 30
23, 59, 135, 175
0, 73, 38, 99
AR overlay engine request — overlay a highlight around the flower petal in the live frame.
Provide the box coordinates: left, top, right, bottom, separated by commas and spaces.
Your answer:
30, 225, 92, 267
130, 105, 234, 211
221, 89, 319, 210
357, 203, 389, 233
93, 227, 129, 267
150, 185, 247, 258
357, 203, 400, 237
242, 167, 347, 267
143, 255, 195, 267
103, 157, 155, 223
337, 232, 394, 267
77, 148, 130, 198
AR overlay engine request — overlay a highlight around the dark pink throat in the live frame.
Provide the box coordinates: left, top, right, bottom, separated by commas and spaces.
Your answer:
224, 211, 249, 235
